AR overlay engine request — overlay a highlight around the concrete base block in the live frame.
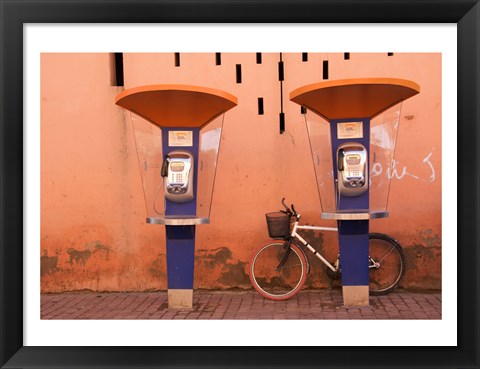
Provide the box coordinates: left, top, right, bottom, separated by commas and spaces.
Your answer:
342, 285, 369, 306
168, 289, 193, 309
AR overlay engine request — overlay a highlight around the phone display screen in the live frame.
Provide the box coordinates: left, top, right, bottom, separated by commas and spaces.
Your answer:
170, 162, 185, 172
346, 155, 361, 165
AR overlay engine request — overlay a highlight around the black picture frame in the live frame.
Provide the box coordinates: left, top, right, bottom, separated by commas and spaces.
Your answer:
1, 1, 479, 368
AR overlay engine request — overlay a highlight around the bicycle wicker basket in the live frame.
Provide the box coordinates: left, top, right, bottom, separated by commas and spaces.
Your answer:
265, 212, 291, 239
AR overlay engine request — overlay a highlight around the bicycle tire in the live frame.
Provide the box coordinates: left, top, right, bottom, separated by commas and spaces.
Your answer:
368, 233, 406, 295
249, 241, 308, 301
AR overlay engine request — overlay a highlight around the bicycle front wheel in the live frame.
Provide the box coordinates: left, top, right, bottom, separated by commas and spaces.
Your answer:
368, 233, 406, 295
249, 241, 307, 300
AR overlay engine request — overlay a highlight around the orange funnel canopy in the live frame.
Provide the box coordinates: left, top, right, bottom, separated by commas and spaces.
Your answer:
115, 84, 238, 128
290, 78, 420, 120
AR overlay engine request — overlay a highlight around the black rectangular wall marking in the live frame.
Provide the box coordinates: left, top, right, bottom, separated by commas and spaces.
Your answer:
256, 53, 262, 64
236, 64, 242, 83
174, 53, 180, 67
279, 113, 285, 134
388, 52, 394, 56
114, 53, 124, 87
344, 53, 350, 60
215, 53, 221, 65
278, 60, 284, 81
302, 53, 308, 62
279, 53, 285, 134
323, 60, 329, 80
258, 98, 264, 115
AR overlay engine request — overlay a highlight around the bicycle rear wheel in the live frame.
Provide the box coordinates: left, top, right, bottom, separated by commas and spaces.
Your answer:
368, 233, 406, 295
249, 241, 307, 300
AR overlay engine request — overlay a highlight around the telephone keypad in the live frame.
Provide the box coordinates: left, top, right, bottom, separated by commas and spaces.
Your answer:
348, 165, 361, 177
169, 174, 183, 183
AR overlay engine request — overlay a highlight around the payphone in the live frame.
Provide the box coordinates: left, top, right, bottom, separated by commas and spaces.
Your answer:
115, 84, 237, 309
337, 143, 368, 197
290, 78, 420, 306
161, 151, 195, 203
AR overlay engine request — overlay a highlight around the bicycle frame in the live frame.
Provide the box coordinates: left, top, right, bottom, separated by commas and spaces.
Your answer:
254, 199, 405, 299
289, 221, 338, 273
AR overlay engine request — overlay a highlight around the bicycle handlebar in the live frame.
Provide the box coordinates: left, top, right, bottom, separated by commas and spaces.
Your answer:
281, 197, 291, 214
281, 197, 299, 219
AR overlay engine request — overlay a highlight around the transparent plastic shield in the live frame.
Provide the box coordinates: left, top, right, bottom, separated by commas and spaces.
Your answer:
129, 113, 165, 219
129, 112, 224, 222
304, 104, 402, 214
370, 103, 402, 212
304, 112, 336, 213
197, 115, 224, 219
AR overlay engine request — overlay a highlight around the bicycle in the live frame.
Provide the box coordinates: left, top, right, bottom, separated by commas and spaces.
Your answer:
249, 198, 406, 301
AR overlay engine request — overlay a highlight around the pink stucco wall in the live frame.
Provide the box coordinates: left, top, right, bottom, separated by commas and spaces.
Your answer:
41, 52, 441, 292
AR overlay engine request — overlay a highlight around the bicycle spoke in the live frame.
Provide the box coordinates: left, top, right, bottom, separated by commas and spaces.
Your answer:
373, 245, 396, 263
368, 234, 405, 295
250, 242, 307, 300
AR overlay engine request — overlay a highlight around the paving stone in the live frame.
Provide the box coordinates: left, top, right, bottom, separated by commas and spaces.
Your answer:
40, 289, 441, 320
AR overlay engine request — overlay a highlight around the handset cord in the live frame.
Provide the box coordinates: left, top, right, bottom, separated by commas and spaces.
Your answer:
153, 176, 166, 216
336, 178, 341, 210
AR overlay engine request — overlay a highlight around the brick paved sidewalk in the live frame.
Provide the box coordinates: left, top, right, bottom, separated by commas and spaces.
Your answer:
41, 289, 441, 320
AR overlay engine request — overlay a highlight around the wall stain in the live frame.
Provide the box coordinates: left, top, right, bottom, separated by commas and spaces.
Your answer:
296, 229, 336, 289
67, 248, 92, 265
217, 260, 250, 287
40, 250, 58, 276
196, 247, 250, 288
41, 229, 441, 291
404, 244, 441, 278
149, 254, 166, 279
296, 228, 326, 254
402, 229, 441, 289
91, 241, 111, 260
417, 229, 440, 248
62, 241, 111, 267
196, 247, 232, 268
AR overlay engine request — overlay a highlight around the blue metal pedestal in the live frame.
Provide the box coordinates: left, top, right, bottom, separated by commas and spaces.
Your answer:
338, 220, 369, 305
165, 225, 195, 308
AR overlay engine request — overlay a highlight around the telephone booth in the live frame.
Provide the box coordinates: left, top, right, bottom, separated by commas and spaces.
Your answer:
290, 78, 419, 305
115, 85, 237, 308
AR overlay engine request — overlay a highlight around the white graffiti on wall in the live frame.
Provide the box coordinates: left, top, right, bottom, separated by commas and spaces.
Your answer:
370, 150, 436, 183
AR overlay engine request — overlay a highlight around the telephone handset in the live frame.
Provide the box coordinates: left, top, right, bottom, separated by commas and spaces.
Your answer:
337, 143, 368, 197
161, 150, 194, 203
